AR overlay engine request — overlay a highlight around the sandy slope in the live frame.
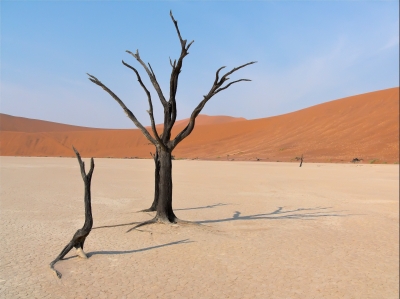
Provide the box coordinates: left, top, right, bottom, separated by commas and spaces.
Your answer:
0, 113, 245, 133
0, 157, 398, 298
0, 88, 398, 163
0, 113, 105, 132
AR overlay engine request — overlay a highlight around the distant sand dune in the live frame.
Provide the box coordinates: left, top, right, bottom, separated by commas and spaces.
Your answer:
0, 87, 398, 163
0, 113, 104, 132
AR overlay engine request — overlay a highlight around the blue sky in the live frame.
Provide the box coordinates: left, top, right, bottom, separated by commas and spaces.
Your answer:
1, 1, 399, 128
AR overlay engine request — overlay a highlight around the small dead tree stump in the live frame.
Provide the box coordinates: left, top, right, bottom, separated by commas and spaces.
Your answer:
351, 158, 361, 163
49, 147, 95, 278
299, 154, 304, 167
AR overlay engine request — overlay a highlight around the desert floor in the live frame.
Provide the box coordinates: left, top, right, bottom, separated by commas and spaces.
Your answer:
0, 157, 398, 299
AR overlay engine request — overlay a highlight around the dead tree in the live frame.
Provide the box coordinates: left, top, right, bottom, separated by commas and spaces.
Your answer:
299, 154, 304, 167
87, 11, 255, 226
49, 147, 95, 278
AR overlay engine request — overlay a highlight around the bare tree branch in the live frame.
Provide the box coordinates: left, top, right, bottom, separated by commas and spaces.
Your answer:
87, 73, 157, 146
170, 10, 192, 49
164, 10, 195, 141
214, 79, 252, 94
170, 61, 256, 148
147, 63, 156, 78
73, 146, 87, 181
169, 57, 176, 68
72, 146, 95, 181
214, 66, 226, 85
87, 157, 95, 179
126, 50, 168, 107
122, 60, 165, 149
220, 61, 256, 82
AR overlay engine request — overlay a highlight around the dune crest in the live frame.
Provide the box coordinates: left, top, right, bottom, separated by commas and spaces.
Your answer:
0, 113, 104, 132
0, 88, 398, 163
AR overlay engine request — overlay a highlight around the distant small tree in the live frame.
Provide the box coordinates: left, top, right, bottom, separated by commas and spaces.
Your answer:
88, 11, 255, 226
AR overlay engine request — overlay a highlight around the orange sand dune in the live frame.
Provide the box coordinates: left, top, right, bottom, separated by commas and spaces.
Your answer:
0, 113, 105, 132
152, 114, 245, 131
0, 88, 398, 163
172, 115, 246, 127
0, 113, 244, 133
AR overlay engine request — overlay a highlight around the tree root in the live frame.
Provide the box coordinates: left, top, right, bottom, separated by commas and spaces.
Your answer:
174, 218, 202, 226
126, 218, 158, 232
49, 241, 90, 278
49, 248, 88, 278
49, 242, 74, 279
49, 264, 62, 279
137, 208, 156, 213
126, 216, 203, 232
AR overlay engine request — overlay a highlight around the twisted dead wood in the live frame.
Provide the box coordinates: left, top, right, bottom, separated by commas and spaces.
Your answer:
49, 147, 95, 278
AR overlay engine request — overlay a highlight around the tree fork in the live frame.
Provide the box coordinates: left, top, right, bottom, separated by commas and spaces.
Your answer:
49, 147, 95, 278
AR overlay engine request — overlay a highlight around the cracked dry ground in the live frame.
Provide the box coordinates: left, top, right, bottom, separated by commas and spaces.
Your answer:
0, 157, 398, 299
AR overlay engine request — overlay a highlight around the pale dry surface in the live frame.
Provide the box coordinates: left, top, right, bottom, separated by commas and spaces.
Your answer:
0, 157, 398, 299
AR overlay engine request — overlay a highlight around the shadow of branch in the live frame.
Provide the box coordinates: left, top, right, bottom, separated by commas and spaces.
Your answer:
196, 206, 349, 224
175, 202, 229, 211
86, 239, 193, 258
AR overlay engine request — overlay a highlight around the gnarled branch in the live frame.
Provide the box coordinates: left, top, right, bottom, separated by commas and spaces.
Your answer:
73, 146, 94, 182
122, 60, 166, 150
219, 61, 256, 83
171, 61, 256, 148
164, 11, 195, 141
214, 79, 251, 95
87, 73, 157, 146
214, 66, 226, 85
126, 50, 167, 107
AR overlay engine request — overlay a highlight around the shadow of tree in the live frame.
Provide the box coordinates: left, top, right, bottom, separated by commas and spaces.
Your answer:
196, 206, 347, 224
63, 239, 193, 260
93, 203, 229, 229
93, 206, 345, 230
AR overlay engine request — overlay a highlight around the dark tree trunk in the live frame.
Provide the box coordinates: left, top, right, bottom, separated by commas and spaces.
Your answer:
127, 149, 176, 230
49, 147, 95, 278
299, 154, 304, 167
155, 149, 176, 223
141, 150, 160, 212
